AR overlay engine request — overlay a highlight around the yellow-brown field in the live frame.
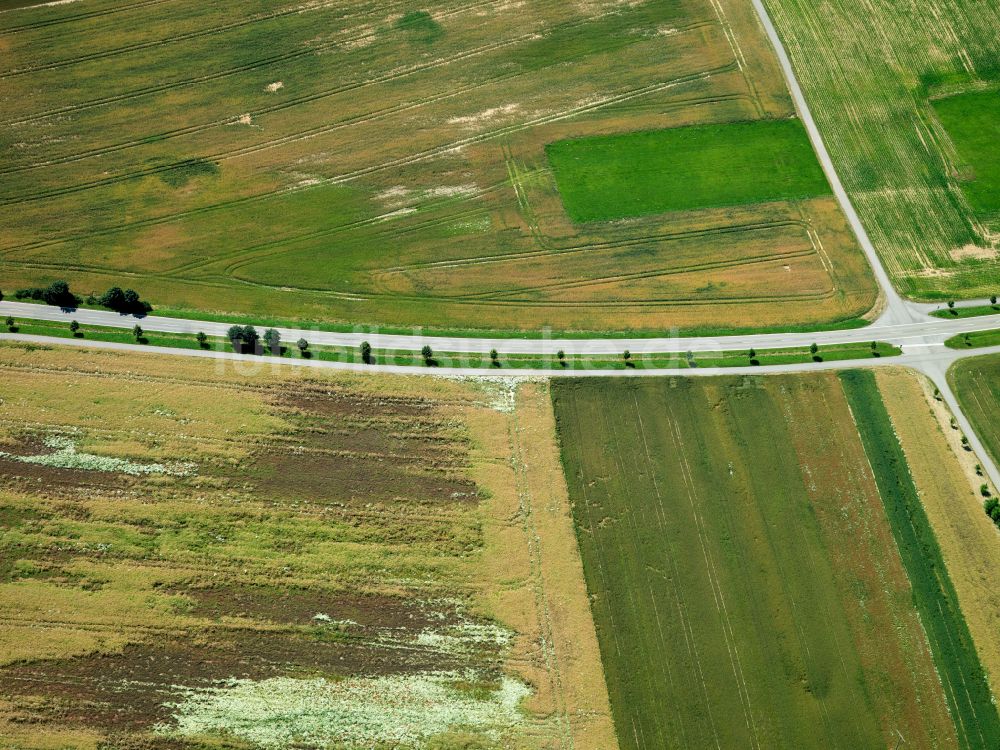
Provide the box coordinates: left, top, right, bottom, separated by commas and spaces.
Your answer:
877, 368, 1000, 700
0, 341, 613, 749
0, 0, 875, 332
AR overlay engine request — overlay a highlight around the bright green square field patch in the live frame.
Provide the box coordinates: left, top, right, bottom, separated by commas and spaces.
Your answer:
934, 89, 1000, 221
545, 119, 830, 222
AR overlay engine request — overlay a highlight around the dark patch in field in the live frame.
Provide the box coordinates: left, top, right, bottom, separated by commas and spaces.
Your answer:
257, 386, 478, 505
0, 455, 130, 494
176, 585, 450, 630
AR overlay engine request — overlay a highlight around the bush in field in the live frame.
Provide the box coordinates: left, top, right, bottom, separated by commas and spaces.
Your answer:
360, 341, 373, 364
984, 497, 1000, 529
297, 338, 309, 356
15, 281, 80, 307
132, 325, 144, 342
421, 345, 433, 365
196, 331, 208, 348
69, 320, 80, 336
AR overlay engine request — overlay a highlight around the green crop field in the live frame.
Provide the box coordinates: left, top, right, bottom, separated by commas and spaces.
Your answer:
0, 0, 876, 334
546, 119, 829, 222
764, 0, 1000, 300
934, 90, 1000, 220
840, 370, 1000, 750
552, 374, 961, 750
950, 353, 1000, 467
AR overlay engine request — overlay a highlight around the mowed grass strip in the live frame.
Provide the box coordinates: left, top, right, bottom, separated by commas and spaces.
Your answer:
545, 119, 830, 222
839, 370, 1000, 750
552, 375, 955, 750
933, 89, 1000, 220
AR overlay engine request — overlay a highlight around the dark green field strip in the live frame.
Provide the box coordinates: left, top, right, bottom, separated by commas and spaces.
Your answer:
932, 304, 1000, 320
949, 354, 1000, 469
552, 377, 906, 750
545, 119, 831, 222
840, 370, 1000, 750
933, 89, 1000, 220
945, 328, 1000, 348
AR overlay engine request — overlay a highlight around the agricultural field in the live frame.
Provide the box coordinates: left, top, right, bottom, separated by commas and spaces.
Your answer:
876, 368, 1000, 702
545, 119, 829, 221
0, 0, 876, 334
552, 371, 1000, 750
950, 353, 1000, 468
933, 90, 1000, 222
0, 341, 616, 749
763, 0, 1000, 299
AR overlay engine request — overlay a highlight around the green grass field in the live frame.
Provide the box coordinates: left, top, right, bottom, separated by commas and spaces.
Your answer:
546, 119, 830, 222
945, 328, 1000, 348
934, 89, 1000, 220
552, 374, 960, 750
0, 0, 877, 333
950, 353, 1000, 467
765, 0, 1000, 299
840, 370, 1000, 750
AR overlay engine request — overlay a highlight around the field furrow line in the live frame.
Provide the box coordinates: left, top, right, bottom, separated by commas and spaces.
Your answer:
0, 0, 174, 35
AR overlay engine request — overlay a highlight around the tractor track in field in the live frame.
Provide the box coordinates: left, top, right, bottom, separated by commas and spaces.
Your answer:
0, 9, 551, 175
0, 63, 731, 233
0, 0, 511, 125
0, 0, 173, 35
0, 21, 721, 210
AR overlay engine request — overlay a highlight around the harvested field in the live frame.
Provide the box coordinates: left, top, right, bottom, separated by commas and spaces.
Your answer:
552, 374, 959, 750
763, 0, 1000, 299
0, 0, 876, 333
876, 368, 1000, 701
0, 342, 613, 749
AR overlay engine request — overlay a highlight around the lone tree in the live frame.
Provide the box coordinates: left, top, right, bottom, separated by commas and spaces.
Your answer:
748, 347, 756, 360
421, 345, 433, 364
263, 328, 281, 354
360, 341, 373, 364
810, 342, 819, 357
297, 338, 309, 354
557, 350, 566, 366
69, 319, 80, 335
490, 349, 500, 367
623, 350, 631, 363
5, 316, 13, 330
132, 324, 143, 341
992, 295, 998, 306
195, 331, 208, 348
870, 341, 878, 353
947, 300, 956, 313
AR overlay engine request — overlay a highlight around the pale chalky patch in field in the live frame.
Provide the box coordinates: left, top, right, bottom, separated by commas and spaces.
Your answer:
159, 673, 529, 749
0, 434, 196, 477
